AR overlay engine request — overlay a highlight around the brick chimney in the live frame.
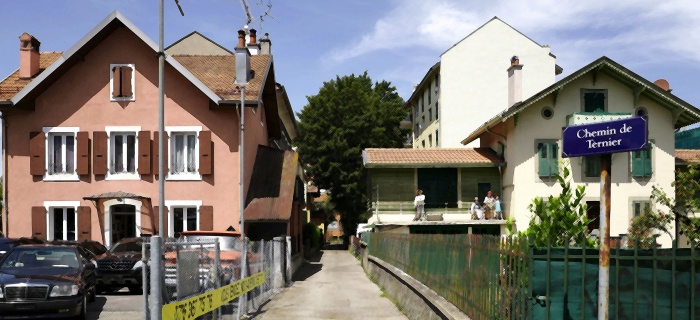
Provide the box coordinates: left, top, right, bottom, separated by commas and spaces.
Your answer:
653, 79, 672, 92
247, 29, 260, 55
19, 32, 41, 79
259, 33, 271, 55
507, 56, 523, 107
235, 30, 251, 84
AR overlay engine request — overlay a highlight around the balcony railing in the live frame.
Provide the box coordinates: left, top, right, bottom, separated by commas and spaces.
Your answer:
369, 201, 473, 215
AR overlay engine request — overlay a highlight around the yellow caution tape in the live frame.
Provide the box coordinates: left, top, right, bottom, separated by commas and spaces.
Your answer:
162, 272, 265, 320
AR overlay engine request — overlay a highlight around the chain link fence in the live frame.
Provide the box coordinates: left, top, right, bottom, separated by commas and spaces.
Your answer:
145, 235, 289, 320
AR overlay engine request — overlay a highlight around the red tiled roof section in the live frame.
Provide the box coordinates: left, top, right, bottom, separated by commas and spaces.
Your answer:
364, 148, 503, 165
0, 52, 62, 100
676, 149, 700, 164
172, 54, 270, 100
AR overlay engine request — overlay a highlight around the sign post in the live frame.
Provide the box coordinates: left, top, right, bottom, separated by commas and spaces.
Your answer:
562, 116, 648, 320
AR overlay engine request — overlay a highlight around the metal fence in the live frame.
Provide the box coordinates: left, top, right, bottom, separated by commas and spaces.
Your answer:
368, 233, 700, 319
147, 236, 289, 320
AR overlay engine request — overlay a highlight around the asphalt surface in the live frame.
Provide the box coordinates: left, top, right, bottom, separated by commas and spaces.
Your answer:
87, 288, 144, 319
249, 245, 407, 320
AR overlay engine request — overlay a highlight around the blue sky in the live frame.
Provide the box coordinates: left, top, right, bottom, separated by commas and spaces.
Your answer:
1, 0, 700, 125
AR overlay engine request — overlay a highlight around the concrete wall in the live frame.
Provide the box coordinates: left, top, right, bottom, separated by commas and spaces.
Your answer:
439, 18, 556, 148
359, 243, 469, 320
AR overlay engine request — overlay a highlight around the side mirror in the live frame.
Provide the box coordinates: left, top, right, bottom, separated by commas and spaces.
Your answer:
85, 262, 96, 271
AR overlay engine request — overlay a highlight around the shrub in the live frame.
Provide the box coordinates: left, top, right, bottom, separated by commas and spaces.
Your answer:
522, 162, 595, 248
302, 222, 322, 249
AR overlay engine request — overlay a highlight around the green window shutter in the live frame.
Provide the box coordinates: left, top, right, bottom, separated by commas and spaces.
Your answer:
549, 143, 559, 176
643, 147, 652, 176
632, 150, 643, 176
538, 143, 550, 177
632, 144, 652, 177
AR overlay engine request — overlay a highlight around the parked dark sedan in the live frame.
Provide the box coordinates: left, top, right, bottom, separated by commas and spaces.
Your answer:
0, 245, 96, 319
94, 237, 149, 294
48, 239, 108, 262
0, 237, 45, 259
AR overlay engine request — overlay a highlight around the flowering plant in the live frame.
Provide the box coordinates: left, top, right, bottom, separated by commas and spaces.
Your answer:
627, 211, 674, 248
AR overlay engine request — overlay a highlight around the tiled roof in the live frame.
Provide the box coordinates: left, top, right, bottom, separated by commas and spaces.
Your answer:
676, 149, 700, 164
172, 54, 270, 101
363, 148, 503, 167
0, 52, 62, 100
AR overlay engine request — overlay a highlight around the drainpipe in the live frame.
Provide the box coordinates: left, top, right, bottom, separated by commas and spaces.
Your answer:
2, 113, 7, 237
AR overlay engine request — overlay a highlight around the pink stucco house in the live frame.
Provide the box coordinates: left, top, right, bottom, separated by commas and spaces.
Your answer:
0, 11, 304, 248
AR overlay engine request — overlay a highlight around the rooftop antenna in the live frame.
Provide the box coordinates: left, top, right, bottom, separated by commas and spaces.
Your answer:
257, 0, 277, 31
240, 0, 254, 30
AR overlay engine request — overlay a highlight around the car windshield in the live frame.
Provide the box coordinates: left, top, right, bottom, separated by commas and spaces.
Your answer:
110, 241, 143, 253
0, 247, 80, 269
180, 235, 241, 251
0, 242, 12, 255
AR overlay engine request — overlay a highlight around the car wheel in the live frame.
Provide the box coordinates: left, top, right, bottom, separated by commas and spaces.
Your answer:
74, 295, 87, 320
88, 287, 96, 302
128, 285, 143, 295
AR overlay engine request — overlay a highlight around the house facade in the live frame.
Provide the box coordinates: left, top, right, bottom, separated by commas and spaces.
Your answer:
462, 56, 700, 247
406, 17, 562, 149
0, 12, 302, 248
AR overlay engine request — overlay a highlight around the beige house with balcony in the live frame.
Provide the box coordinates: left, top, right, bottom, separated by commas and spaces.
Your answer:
462, 56, 700, 247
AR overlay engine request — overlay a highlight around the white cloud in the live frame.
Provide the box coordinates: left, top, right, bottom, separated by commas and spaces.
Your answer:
325, 0, 700, 75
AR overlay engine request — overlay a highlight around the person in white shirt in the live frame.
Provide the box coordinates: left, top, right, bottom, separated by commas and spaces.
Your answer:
471, 197, 484, 220
483, 190, 495, 219
413, 189, 426, 221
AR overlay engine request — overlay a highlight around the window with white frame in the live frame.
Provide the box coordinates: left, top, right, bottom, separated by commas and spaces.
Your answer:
45, 201, 79, 241
632, 200, 652, 217
43, 127, 79, 180
110, 64, 135, 101
107, 126, 139, 179
166, 200, 201, 237
167, 126, 201, 180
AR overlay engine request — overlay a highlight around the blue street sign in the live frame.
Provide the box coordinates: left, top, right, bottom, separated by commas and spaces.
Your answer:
562, 116, 648, 157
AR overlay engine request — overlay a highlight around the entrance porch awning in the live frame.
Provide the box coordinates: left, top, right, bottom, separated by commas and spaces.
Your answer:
83, 191, 152, 245
83, 191, 150, 201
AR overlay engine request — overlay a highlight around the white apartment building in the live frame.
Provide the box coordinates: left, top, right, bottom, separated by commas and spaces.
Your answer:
406, 17, 562, 148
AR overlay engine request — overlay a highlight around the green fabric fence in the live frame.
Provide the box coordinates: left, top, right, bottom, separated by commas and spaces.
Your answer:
368, 232, 700, 319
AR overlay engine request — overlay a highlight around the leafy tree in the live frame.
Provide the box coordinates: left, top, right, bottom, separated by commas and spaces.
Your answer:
521, 161, 595, 247
650, 162, 700, 245
296, 72, 408, 236
627, 210, 673, 248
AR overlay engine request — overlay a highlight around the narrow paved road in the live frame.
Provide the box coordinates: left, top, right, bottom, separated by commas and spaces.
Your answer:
251, 246, 407, 320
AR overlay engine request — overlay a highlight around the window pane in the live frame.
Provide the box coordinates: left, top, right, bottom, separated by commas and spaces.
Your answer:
174, 135, 184, 173
127, 135, 135, 173
53, 208, 64, 240
586, 156, 601, 177
65, 135, 75, 174
174, 208, 184, 237
187, 135, 196, 173
584, 92, 605, 113
186, 207, 197, 231
67, 208, 76, 241
115, 135, 124, 172
52, 135, 63, 174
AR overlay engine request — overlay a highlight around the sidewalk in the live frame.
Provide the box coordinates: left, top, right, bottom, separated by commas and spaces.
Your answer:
250, 245, 408, 320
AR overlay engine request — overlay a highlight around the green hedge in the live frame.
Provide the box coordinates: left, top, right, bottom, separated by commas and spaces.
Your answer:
303, 222, 322, 249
